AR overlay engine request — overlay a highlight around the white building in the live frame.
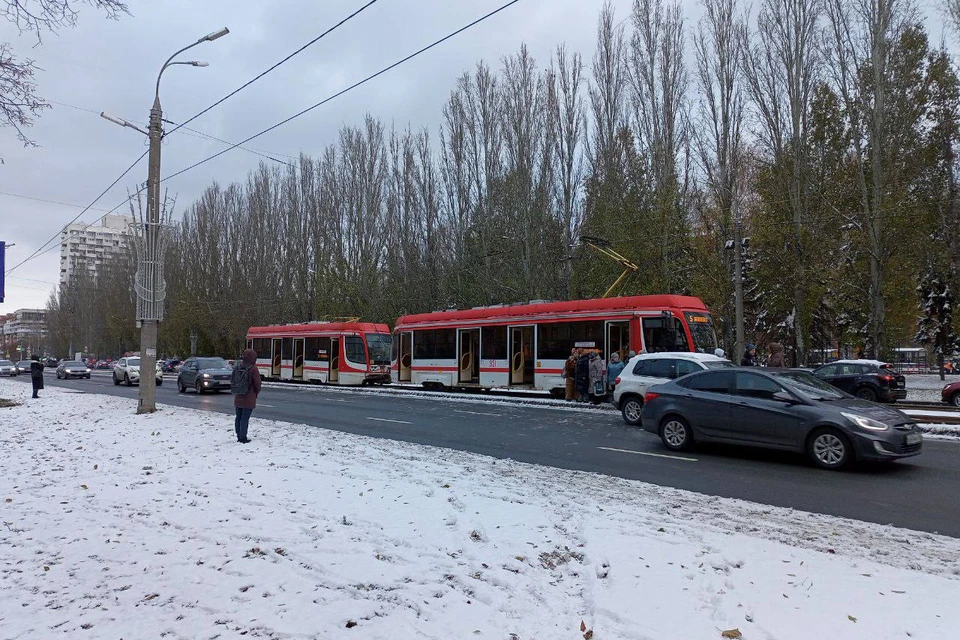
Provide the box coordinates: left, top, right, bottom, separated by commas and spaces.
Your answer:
59, 214, 135, 286
1, 308, 47, 359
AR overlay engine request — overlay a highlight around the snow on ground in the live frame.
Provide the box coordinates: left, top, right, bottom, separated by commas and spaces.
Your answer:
2, 380, 959, 640
905, 374, 956, 403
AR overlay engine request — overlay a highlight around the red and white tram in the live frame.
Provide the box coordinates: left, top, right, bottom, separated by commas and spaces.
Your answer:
246, 321, 392, 386
392, 295, 718, 393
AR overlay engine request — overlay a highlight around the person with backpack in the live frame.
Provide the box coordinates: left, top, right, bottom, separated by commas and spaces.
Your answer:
232, 348, 262, 443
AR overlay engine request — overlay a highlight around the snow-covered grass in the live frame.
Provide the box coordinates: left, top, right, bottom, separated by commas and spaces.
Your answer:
905, 374, 956, 403
2, 379, 959, 640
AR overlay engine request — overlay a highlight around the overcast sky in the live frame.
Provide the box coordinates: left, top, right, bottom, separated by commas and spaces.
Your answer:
0, 0, 949, 315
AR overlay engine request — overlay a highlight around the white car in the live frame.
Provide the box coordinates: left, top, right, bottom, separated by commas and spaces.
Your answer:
112, 356, 163, 387
614, 352, 734, 425
0, 360, 18, 376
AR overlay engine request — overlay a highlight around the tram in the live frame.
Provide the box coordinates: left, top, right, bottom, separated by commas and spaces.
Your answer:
392, 295, 718, 393
246, 321, 392, 386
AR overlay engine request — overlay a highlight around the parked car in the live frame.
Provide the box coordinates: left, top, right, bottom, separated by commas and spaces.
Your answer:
15, 360, 32, 374
942, 380, 960, 407
177, 357, 233, 394
44, 357, 58, 368
160, 358, 182, 373
810, 359, 906, 403
614, 352, 734, 425
56, 360, 92, 379
641, 368, 922, 470
112, 356, 163, 387
0, 360, 18, 376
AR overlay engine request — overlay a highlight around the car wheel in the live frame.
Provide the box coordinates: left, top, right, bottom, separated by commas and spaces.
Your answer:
56, 371, 61, 379
196, 381, 204, 395
951, 392, 960, 408
808, 428, 851, 470
86, 374, 91, 379
113, 374, 120, 386
178, 379, 186, 393
156, 379, 163, 386
124, 374, 132, 387
854, 387, 877, 402
620, 396, 644, 426
660, 416, 693, 451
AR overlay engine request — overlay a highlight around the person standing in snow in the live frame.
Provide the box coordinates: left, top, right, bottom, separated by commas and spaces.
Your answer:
232, 348, 262, 444
606, 352, 625, 396
766, 342, 786, 367
741, 344, 757, 366
30, 355, 44, 399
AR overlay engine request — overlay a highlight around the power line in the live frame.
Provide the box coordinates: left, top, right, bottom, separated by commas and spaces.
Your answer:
0, 190, 117, 214
162, 0, 525, 182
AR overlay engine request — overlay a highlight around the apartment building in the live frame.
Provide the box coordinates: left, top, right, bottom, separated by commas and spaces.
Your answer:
59, 214, 135, 286
0, 308, 47, 359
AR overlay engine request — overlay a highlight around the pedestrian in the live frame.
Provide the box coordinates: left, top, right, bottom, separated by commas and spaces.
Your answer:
231, 348, 262, 444
588, 350, 605, 403
741, 344, 757, 366
767, 342, 786, 367
606, 351, 625, 396
30, 355, 44, 399
563, 348, 579, 401
575, 349, 591, 402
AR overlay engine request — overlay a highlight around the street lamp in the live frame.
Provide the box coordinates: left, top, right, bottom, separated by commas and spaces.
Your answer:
101, 27, 229, 414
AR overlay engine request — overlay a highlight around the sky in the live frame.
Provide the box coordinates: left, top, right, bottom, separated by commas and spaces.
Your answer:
0, 0, 950, 315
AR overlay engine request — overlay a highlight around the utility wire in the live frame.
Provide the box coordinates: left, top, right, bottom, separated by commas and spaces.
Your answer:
161, 0, 524, 182
6, 0, 379, 276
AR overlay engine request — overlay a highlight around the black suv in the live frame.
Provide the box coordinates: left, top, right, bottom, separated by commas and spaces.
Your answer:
811, 360, 906, 403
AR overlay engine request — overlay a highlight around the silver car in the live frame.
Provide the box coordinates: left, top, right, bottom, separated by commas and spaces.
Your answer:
0, 360, 18, 376
112, 357, 164, 387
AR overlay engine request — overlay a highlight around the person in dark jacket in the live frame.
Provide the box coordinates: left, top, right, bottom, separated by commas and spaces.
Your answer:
233, 348, 262, 443
767, 342, 786, 367
741, 344, 757, 367
574, 350, 591, 402
30, 356, 44, 398
563, 348, 580, 401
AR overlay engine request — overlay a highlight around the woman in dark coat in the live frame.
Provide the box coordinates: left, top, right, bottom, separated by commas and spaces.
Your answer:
30, 356, 44, 398
574, 350, 591, 402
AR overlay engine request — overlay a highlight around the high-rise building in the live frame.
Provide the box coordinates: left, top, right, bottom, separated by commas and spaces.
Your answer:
0, 308, 47, 359
59, 215, 135, 286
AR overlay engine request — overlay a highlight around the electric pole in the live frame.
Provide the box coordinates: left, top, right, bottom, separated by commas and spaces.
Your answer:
733, 204, 744, 364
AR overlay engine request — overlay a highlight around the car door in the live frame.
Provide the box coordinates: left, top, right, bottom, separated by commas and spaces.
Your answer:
676, 370, 736, 440
181, 359, 197, 386
116, 359, 126, 379
813, 364, 842, 390
731, 371, 805, 448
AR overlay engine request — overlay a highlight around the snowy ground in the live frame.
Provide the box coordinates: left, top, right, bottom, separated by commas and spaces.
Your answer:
905, 374, 955, 403
2, 380, 959, 640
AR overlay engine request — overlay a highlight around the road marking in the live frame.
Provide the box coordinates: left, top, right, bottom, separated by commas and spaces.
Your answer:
597, 446, 697, 462
258, 403, 276, 408
367, 417, 412, 425
454, 409, 501, 417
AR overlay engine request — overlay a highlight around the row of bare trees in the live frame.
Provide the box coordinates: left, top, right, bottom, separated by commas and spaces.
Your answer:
46, 0, 960, 366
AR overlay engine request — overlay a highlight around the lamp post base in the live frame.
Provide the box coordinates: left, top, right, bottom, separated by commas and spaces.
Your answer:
137, 319, 158, 414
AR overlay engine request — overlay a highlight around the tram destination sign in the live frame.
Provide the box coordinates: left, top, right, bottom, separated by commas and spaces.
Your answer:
574, 341, 596, 348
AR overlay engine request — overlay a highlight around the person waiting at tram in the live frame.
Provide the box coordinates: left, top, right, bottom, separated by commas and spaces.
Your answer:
588, 350, 605, 403
575, 349, 591, 402
563, 348, 580, 401
606, 351, 625, 398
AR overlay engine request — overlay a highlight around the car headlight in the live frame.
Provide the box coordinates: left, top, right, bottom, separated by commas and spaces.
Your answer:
202, 373, 211, 378
841, 412, 890, 431
86, 368, 91, 373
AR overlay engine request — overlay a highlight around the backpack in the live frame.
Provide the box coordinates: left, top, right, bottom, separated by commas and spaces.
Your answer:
231, 362, 252, 395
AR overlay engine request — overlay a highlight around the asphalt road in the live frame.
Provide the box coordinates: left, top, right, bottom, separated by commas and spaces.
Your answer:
12, 370, 960, 538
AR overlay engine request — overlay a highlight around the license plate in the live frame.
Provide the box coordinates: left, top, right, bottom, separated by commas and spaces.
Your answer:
906, 433, 922, 445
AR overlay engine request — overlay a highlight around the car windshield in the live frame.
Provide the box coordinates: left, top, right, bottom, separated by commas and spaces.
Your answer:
0, 361, 12, 366
64, 362, 85, 367
684, 312, 718, 353
703, 360, 735, 369
127, 358, 141, 367
771, 370, 846, 400
366, 334, 392, 365
197, 358, 227, 369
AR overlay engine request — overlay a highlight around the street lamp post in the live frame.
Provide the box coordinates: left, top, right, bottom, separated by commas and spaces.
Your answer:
102, 27, 228, 414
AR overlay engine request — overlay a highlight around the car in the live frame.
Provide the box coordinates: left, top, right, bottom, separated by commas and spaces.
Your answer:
942, 380, 960, 407
614, 352, 735, 425
0, 360, 18, 376
112, 356, 163, 387
56, 360, 91, 379
160, 358, 182, 373
15, 360, 32, 374
177, 356, 233, 394
810, 359, 906, 403
44, 357, 58, 368
640, 367, 922, 470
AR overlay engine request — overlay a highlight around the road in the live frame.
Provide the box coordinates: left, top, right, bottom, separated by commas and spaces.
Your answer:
13, 370, 960, 538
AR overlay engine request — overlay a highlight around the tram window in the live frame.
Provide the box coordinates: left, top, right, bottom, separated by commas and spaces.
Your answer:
537, 321, 604, 360
345, 336, 367, 364
304, 337, 321, 360
481, 326, 507, 360
251, 338, 270, 355
642, 317, 690, 352
413, 329, 456, 360
281, 338, 293, 359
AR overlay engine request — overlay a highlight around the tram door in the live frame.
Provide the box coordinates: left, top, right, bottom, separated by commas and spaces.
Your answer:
606, 321, 631, 363
509, 326, 534, 385
398, 332, 412, 382
458, 329, 480, 384
329, 338, 340, 383
270, 339, 282, 377
293, 338, 305, 380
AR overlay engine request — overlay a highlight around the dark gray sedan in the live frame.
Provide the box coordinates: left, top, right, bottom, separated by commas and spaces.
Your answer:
641, 368, 922, 470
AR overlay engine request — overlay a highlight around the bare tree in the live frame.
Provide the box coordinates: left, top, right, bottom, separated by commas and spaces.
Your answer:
588, 1, 628, 178
1, 0, 128, 145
